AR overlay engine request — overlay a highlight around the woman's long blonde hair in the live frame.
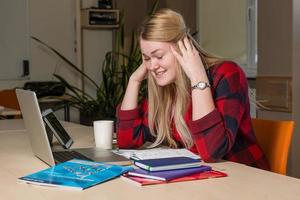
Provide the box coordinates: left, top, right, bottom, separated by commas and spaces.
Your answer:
138, 8, 221, 148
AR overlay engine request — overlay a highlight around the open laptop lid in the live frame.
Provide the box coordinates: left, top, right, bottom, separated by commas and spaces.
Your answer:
16, 89, 132, 167
16, 89, 56, 166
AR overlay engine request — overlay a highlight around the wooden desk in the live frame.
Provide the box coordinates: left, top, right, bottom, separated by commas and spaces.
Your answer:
0, 119, 25, 133
1, 119, 300, 200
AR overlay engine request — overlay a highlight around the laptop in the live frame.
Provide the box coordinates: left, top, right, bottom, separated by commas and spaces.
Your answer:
16, 89, 131, 166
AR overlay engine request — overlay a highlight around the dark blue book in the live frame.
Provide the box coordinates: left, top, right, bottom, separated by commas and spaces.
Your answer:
18, 159, 133, 190
128, 165, 212, 181
134, 156, 201, 171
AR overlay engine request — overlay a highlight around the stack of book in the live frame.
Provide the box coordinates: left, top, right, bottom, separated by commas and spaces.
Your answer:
122, 156, 227, 186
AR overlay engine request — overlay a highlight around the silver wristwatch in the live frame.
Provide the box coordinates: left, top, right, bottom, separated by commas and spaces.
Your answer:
192, 81, 210, 90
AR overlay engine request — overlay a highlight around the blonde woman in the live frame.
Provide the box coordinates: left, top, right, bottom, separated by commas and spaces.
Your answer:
116, 8, 269, 170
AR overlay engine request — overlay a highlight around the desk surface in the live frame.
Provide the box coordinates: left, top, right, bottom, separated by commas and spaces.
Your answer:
1, 119, 300, 200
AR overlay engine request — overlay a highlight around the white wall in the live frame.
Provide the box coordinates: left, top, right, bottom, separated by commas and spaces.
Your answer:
0, 0, 29, 82
0, 0, 79, 90
81, 0, 112, 98
29, 0, 80, 121
0, 0, 78, 89
0, 0, 113, 122
29, 0, 78, 84
0, 0, 79, 120
0, 0, 29, 89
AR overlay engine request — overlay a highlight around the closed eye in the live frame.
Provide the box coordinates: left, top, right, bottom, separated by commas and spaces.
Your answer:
142, 55, 150, 61
144, 57, 150, 61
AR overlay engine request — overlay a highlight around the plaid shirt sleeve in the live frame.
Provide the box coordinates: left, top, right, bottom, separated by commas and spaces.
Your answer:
116, 100, 153, 149
189, 61, 269, 170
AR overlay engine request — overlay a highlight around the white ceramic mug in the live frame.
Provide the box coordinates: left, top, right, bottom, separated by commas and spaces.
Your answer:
93, 120, 114, 149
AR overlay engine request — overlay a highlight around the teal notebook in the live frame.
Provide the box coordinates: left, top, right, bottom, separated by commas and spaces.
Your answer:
18, 159, 133, 190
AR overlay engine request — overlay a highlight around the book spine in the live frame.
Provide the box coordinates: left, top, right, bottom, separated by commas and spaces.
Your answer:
134, 161, 151, 171
127, 172, 166, 181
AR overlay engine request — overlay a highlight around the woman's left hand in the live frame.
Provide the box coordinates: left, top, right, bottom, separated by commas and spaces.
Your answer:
170, 37, 208, 84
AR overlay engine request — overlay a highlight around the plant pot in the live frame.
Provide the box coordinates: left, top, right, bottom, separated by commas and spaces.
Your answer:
79, 112, 117, 132
79, 113, 99, 126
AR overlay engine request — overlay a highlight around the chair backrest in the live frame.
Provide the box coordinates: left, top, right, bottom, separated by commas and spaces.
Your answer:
252, 118, 295, 175
0, 89, 20, 110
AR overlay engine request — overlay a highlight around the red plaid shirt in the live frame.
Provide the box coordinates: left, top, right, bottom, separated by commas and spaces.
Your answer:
116, 61, 270, 170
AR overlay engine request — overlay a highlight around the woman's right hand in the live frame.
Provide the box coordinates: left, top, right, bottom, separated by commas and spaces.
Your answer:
129, 63, 148, 83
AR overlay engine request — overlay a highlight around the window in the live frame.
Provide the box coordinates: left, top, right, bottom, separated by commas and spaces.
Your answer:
197, 0, 257, 78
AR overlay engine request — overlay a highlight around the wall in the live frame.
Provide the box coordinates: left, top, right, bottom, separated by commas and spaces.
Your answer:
29, 0, 78, 85
81, 0, 112, 97
0, 0, 113, 121
0, 0, 29, 82
0, 0, 80, 120
291, 0, 300, 178
0, 0, 79, 90
257, 0, 300, 178
115, 0, 147, 55
115, 0, 196, 55
29, 0, 80, 121
257, 0, 292, 76
0, 0, 29, 89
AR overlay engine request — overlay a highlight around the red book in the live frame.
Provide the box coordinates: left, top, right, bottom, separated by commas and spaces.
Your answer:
122, 170, 227, 186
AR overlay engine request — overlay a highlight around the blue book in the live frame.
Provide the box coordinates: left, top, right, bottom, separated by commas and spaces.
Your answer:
18, 159, 133, 190
128, 165, 212, 181
134, 156, 201, 171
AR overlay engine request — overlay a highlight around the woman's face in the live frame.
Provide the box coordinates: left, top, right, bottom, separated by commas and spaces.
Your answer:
140, 39, 177, 86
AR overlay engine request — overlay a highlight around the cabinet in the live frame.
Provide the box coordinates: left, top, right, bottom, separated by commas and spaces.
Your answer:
81, 8, 119, 29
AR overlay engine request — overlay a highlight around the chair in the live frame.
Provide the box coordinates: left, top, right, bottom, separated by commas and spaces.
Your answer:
0, 89, 21, 118
252, 118, 295, 175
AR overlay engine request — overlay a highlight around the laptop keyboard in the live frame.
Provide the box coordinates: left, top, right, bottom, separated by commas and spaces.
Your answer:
53, 150, 92, 163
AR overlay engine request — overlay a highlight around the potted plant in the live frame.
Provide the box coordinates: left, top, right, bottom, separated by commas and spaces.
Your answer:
31, 1, 158, 126
30, 35, 142, 126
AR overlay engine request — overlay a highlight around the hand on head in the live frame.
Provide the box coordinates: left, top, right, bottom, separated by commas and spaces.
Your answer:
171, 37, 208, 84
129, 63, 148, 83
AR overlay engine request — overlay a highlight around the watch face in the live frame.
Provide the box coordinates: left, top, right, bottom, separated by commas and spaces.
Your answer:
199, 82, 206, 89
192, 81, 210, 90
